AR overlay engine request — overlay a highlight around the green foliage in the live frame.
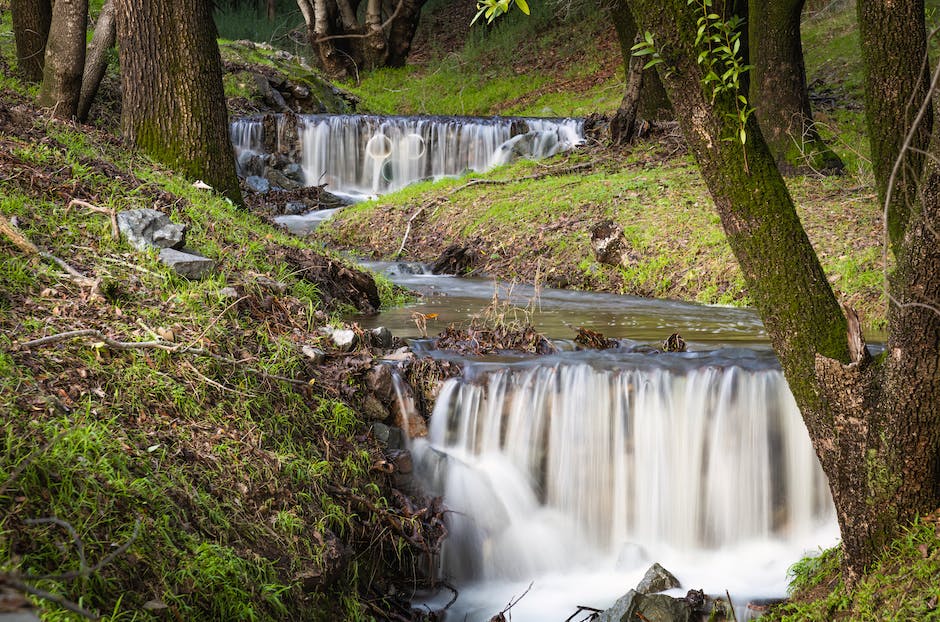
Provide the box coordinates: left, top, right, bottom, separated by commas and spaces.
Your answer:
472, 0, 530, 25
688, 0, 753, 146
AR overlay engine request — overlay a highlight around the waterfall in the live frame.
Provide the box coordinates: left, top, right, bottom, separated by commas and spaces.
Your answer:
229, 114, 584, 200
412, 358, 834, 591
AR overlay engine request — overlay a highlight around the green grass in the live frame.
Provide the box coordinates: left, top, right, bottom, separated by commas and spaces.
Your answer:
767, 516, 940, 621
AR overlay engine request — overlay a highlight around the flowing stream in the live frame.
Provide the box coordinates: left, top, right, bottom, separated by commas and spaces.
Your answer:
359, 264, 838, 621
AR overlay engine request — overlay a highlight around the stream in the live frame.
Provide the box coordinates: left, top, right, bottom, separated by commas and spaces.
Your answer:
230, 113, 838, 620
361, 263, 838, 621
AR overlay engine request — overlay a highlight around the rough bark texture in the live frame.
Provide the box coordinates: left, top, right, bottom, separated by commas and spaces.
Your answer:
749, 0, 843, 175
36, 0, 88, 119
857, 0, 931, 251
295, 0, 428, 77
610, 0, 671, 125
624, 0, 940, 584
115, 0, 242, 203
11, 0, 52, 83
77, 0, 116, 123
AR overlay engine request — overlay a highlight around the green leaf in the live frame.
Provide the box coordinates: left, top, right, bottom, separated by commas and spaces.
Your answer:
643, 58, 664, 70
739, 127, 747, 144
515, 0, 530, 14
645, 30, 655, 45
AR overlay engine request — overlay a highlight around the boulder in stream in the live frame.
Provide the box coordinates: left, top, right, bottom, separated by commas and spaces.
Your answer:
597, 589, 692, 622
637, 563, 682, 594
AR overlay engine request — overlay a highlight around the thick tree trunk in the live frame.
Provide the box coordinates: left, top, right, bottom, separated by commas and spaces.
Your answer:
115, 0, 243, 204
77, 0, 116, 123
11, 0, 52, 83
749, 0, 843, 175
857, 0, 931, 251
610, 0, 671, 126
37, 0, 88, 119
624, 0, 940, 584
386, 0, 427, 67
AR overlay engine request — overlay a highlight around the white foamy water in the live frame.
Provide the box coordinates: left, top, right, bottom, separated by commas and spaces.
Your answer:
410, 358, 837, 620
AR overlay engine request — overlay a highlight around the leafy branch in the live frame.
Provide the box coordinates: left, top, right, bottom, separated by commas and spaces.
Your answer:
472, 0, 530, 25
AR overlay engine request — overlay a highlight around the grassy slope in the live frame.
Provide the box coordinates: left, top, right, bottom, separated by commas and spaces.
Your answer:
0, 15, 425, 620
318, 1, 888, 330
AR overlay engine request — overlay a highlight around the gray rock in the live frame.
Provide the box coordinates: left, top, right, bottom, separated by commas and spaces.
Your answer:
245, 175, 270, 194
331, 329, 357, 351
282, 163, 305, 183
637, 563, 681, 594
382, 347, 414, 363
236, 151, 265, 177
158, 248, 215, 279
219, 286, 240, 299
302, 345, 326, 364
117, 208, 186, 251
366, 363, 395, 402
370, 326, 394, 349
371, 422, 405, 450
265, 168, 302, 190
362, 394, 390, 421
597, 590, 692, 622
283, 201, 307, 215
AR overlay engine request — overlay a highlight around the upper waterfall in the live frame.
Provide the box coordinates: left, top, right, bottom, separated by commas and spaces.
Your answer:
230, 113, 584, 201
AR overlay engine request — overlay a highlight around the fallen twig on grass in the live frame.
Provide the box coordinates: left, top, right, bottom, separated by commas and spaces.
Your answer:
17, 329, 309, 387
66, 199, 119, 239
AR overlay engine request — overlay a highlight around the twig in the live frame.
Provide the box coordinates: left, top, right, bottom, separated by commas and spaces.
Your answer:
726, 590, 738, 622
25, 518, 87, 576
66, 199, 119, 239
490, 581, 534, 621
0, 213, 39, 254
2, 576, 99, 620
17, 329, 308, 387
565, 605, 603, 622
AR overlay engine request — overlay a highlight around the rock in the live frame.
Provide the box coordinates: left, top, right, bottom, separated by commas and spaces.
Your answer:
370, 326, 394, 349
117, 208, 186, 251
282, 162, 305, 183
394, 262, 427, 275
366, 363, 396, 402
219, 286, 240, 299
302, 345, 326, 364
252, 274, 289, 295
382, 347, 415, 363
431, 244, 478, 275
591, 219, 630, 267
331, 329, 357, 351
361, 394, 390, 421
158, 248, 215, 279
284, 201, 307, 215
245, 175, 270, 193
371, 422, 405, 450
252, 73, 289, 112
597, 590, 692, 622
636, 563, 681, 594
265, 167, 302, 190
292, 85, 310, 99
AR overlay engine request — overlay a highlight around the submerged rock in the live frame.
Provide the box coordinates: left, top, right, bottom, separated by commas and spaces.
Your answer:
637, 563, 681, 594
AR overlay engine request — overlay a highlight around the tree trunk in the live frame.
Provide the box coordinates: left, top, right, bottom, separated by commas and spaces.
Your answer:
11, 0, 52, 83
114, 0, 243, 204
626, 0, 940, 585
37, 0, 88, 119
77, 0, 116, 123
857, 0, 931, 252
386, 0, 427, 67
749, 0, 843, 175
610, 0, 671, 125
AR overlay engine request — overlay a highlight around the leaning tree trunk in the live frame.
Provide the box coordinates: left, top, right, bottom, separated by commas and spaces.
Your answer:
609, 0, 671, 144
37, 0, 88, 119
749, 0, 844, 175
386, 0, 429, 67
627, 0, 940, 585
11, 0, 52, 83
115, 0, 242, 204
77, 0, 116, 123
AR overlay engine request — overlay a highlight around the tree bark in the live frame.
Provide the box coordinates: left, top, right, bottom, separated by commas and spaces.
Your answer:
11, 0, 52, 83
114, 0, 243, 204
749, 0, 843, 175
857, 0, 931, 252
37, 0, 88, 119
610, 0, 671, 125
77, 0, 116, 123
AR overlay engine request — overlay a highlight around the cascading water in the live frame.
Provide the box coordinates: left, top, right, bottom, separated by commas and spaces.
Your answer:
407, 350, 836, 620
229, 114, 583, 201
